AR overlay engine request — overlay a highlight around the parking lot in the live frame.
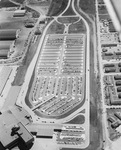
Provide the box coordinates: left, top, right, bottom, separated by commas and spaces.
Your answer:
29, 34, 86, 117
56, 127, 85, 146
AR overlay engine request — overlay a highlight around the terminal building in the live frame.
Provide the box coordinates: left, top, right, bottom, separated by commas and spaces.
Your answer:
0, 108, 34, 150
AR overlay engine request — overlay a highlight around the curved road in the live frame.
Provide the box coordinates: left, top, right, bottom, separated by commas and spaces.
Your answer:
16, 0, 72, 122
16, 0, 90, 148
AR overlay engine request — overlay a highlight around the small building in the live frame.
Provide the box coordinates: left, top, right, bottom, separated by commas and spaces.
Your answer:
117, 87, 121, 92
115, 52, 121, 55
115, 81, 121, 86
108, 116, 116, 123
102, 44, 117, 47
13, 9, 26, 17
105, 53, 113, 56
109, 21, 116, 32
114, 112, 121, 120
25, 20, 35, 28
118, 63, 121, 67
110, 98, 121, 105
0, 29, 19, 40
104, 64, 115, 67
35, 29, 41, 35
111, 121, 121, 129
105, 68, 116, 73
114, 75, 121, 80
39, 20, 45, 24
118, 94, 121, 99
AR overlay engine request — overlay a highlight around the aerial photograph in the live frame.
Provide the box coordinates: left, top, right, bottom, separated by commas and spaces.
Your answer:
0, 0, 121, 150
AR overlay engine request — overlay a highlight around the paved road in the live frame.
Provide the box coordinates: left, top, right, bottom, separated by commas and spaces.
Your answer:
95, 0, 112, 150
72, 0, 90, 148
16, 0, 90, 148
0, 66, 18, 111
16, 0, 72, 122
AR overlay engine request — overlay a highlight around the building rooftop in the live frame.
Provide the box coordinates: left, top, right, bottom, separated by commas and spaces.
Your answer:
0, 107, 34, 150
104, 0, 121, 39
13, 9, 26, 17
0, 29, 18, 40
14, 9, 26, 14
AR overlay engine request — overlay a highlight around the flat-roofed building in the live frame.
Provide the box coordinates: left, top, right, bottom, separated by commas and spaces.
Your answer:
104, 0, 121, 40
0, 29, 19, 40
13, 9, 26, 17
36, 128, 53, 138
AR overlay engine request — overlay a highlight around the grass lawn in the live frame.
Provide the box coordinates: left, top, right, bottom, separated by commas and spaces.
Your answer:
98, 5, 108, 14
25, 6, 40, 18
79, 0, 95, 15
99, 14, 110, 20
68, 19, 86, 33
47, 0, 68, 16
11, 0, 25, 4
58, 17, 79, 24
0, 0, 18, 7
62, 0, 76, 16
65, 114, 85, 124
29, 0, 50, 6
